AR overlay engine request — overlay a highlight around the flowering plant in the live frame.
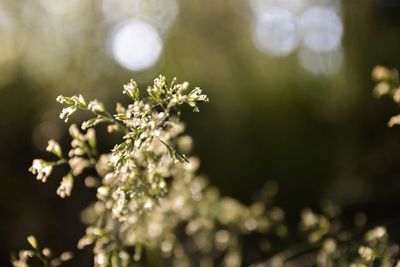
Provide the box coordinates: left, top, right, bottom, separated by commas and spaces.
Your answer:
13, 71, 400, 267
18, 76, 287, 267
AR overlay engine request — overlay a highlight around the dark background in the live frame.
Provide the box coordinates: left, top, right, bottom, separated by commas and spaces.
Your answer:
1, 0, 400, 266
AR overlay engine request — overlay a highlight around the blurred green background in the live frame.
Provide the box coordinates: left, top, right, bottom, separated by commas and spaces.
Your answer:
1, 0, 400, 266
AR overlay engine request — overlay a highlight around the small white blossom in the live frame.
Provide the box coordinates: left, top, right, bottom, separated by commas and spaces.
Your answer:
365, 226, 386, 242
59, 106, 77, 122
46, 139, 62, 158
123, 79, 140, 100
88, 99, 105, 113
69, 124, 80, 139
388, 114, 400, 127
29, 159, 53, 182
358, 246, 375, 261
69, 157, 89, 176
56, 173, 74, 198
59, 251, 73, 262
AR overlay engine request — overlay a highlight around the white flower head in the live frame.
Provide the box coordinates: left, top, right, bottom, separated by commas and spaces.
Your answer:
88, 99, 105, 113
57, 173, 74, 198
59, 106, 77, 122
29, 159, 53, 182
46, 139, 62, 158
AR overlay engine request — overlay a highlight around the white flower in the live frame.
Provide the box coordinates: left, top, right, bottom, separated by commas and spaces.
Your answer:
29, 159, 53, 182
57, 173, 74, 198
88, 100, 105, 113
123, 79, 140, 100
46, 139, 62, 158
69, 157, 89, 176
59, 106, 77, 122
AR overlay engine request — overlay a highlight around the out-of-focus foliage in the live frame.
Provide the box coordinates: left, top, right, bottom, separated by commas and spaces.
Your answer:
255, 204, 400, 267
372, 65, 400, 127
11, 236, 72, 267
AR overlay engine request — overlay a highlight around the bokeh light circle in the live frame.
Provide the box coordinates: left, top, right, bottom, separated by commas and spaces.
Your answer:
298, 46, 343, 75
249, 0, 308, 18
299, 7, 343, 53
110, 20, 163, 72
253, 8, 298, 57
101, 0, 178, 34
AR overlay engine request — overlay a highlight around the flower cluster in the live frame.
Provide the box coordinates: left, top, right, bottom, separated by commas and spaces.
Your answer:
25, 76, 287, 267
11, 236, 72, 267
371, 65, 400, 127
257, 200, 399, 267
298, 205, 399, 267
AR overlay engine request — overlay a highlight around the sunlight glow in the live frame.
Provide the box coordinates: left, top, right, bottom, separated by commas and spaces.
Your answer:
298, 7, 343, 52
249, 0, 308, 17
101, 0, 178, 34
298, 46, 343, 75
110, 20, 163, 72
253, 8, 298, 56
249, 0, 344, 75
